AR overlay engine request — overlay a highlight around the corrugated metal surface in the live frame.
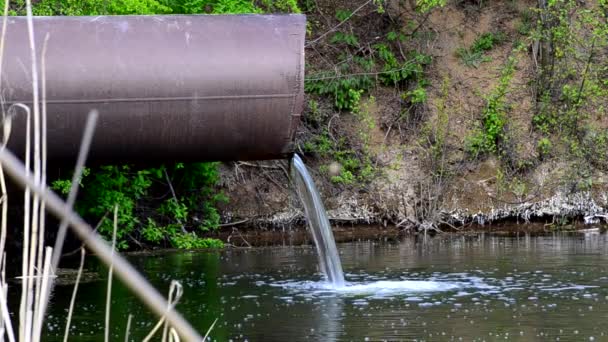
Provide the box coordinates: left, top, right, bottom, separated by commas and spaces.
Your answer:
0, 14, 305, 162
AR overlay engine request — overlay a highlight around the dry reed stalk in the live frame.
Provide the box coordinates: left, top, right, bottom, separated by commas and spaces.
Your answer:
202, 319, 218, 342
18, 89, 31, 342
63, 248, 86, 342
0, 253, 15, 342
33, 247, 53, 341
35, 34, 51, 327
0, 1, 11, 339
124, 314, 133, 342
0, 0, 10, 263
104, 206, 118, 342
22, 0, 44, 339
143, 281, 184, 342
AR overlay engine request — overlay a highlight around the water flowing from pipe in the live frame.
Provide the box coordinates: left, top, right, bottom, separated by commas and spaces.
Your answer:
291, 154, 345, 287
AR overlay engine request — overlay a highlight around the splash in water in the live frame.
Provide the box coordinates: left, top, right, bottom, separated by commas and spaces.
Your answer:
291, 154, 345, 287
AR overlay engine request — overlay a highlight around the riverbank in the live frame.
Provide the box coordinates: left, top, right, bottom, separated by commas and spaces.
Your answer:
200, 222, 608, 248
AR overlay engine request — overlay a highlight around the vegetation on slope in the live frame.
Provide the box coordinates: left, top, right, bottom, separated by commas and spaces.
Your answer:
297, 0, 608, 230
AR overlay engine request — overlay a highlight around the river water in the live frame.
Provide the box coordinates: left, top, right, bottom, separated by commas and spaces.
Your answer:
42, 231, 608, 341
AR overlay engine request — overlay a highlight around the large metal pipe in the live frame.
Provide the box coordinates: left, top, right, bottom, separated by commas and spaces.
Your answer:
0, 15, 305, 162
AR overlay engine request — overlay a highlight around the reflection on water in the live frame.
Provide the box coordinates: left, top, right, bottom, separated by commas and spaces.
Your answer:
39, 232, 608, 341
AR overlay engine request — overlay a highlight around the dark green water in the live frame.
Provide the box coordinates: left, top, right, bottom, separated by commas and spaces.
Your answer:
38, 232, 608, 341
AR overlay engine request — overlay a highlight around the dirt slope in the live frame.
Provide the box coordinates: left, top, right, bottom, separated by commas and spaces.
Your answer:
217, 0, 608, 230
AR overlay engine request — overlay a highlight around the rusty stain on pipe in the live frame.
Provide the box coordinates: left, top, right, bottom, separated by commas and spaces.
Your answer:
0, 14, 305, 162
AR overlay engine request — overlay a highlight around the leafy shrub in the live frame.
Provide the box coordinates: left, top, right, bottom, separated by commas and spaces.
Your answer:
537, 137, 552, 159
52, 163, 226, 249
305, 73, 372, 112
457, 32, 506, 68
8, 0, 285, 16
415, 0, 447, 13
471, 32, 506, 52
455, 48, 491, 68
303, 131, 375, 185
170, 233, 225, 249
375, 44, 429, 86
330, 32, 359, 47
466, 56, 516, 157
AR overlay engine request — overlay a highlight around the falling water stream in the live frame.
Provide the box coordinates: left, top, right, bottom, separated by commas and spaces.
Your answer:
291, 154, 345, 287
290, 154, 458, 294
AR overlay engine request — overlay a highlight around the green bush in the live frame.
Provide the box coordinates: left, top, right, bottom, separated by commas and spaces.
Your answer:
457, 31, 506, 68
537, 137, 552, 158
170, 233, 225, 249
375, 44, 429, 86
6, 0, 295, 16
466, 56, 516, 157
52, 163, 226, 249
415, 0, 446, 13
305, 73, 372, 112
304, 131, 375, 185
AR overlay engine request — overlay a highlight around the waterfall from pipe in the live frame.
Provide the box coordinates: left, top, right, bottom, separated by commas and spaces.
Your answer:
291, 154, 345, 287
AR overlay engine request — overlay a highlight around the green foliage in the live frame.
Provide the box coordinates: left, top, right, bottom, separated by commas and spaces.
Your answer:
581, 127, 608, 170
6, 0, 300, 16
305, 45, 431, 112
305, 73, 372, 112
403, 85, 428, 104
51, 163, 226, 249
466, 56, 516, 158
66, 165, 155, 250
455, 48, 491, 68
415, 0, 446, 13
170, 233, 224, 249
303, 98, 378, 185
457, 32, 506, 68
375, 44, 429, 86
516, 9, 534, 36
335, 9, 352, 21
472, 32, 506, 52
304, 132, 375, 185
142, 218, 165, 243
51, 167, 91, 195
537, 137, 552, 158
330, 32, 359, 47
18, 0, 170, 15
306, 9, 431, 112
208, 0, 260, 14
532, 0, 608, 176
305, 99, 325, 125
258, 0, 300, 13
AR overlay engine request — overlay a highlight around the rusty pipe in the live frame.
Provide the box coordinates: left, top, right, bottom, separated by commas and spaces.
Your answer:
0, 14, 305, 162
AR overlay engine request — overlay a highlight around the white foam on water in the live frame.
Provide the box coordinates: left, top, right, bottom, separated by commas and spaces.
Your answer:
335, 280, 461, 295
540, 285, 599, 292
270, 279, 468, 299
